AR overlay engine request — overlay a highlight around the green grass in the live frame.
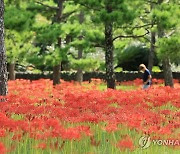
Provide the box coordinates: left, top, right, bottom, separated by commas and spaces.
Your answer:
98, 84, 137, 91
2, 123, 179, 154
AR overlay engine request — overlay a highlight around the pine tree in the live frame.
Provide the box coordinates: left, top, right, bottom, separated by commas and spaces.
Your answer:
52, 0, 64, 85
73, 0, 139, 89
29, 0, 77, 85
154, 0, 180, 87
4, 4, 36, 80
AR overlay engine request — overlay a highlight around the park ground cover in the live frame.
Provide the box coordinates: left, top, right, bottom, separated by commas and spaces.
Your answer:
0, 79, 179, 154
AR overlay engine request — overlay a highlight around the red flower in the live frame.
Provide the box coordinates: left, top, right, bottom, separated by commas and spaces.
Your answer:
12, 134, 22, 141
0, 142, 6, 154
0, 129, 6, 137
37, 143, 46, 150
60, 127, 81, 140
117, 135, 134, 151
105, 123, 118, 133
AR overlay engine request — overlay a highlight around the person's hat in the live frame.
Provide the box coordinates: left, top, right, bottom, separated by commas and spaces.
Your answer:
139, 64, 146, 70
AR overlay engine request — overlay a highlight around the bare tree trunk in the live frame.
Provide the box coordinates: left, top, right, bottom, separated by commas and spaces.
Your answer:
148, 1, 156, 73
157, 0, 174, 87
0, 0, 8, 95
8, 63, 15, 80
162, 57, 174, 87
53, 37, 62, 85
53, 0, 64, 85
148, 31, 155, 73
76, 11, 84, 84
105, 23, 115, 89
104, 5, 115, 89
53, 64, 61, 85
76, 49, 83, 83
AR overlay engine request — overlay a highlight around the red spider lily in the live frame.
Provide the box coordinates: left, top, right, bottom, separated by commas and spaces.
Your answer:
12, 134, 22, 141
104, 123, 118, 133
0, 78, 179, 153
117, 135, 135, 151
0, 129, 6, 137
158, 124, 173, 135
37, 143, 46, 150
76, 126, 93, 136
61, 127, 81, 140
160, 110, 171, 116
0, 142, 6, 154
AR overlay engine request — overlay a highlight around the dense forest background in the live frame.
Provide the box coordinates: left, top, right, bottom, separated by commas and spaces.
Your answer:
1, 0, 180, 90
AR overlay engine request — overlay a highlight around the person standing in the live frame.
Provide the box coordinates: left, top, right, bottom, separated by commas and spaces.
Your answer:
139, 64, 152, 89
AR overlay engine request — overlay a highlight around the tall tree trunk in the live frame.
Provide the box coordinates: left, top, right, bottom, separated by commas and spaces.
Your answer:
148, 31, 155, 73
0, 0, 8, 95
157, 0, 174, 87
53, 37, 62, 85
8, 63, 15, 80
162, 57, 174, 87
53, 64, 61, 85
53, 0, 64, 85
104, 4, 115, 89
148, 1, 156, 73
105, 23, 115, 89
76, 11, 84, 84
76, 49, 83, 83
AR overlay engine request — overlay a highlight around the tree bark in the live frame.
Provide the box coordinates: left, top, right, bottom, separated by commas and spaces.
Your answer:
157, 0, 174, 87
53, 37, 62, 85
53, 0, 64, 85
104, 4, 115, 89
148, 31, 155, 73
76, 11, 84, 84
8, 63, 15, 80
0, 0, 8, 95
53, 64, 61, 85
148, 1, 156, 73
76, 49, 83, 83
162, 57, 174, 87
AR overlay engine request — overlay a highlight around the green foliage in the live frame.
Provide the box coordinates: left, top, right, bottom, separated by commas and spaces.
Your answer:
4, 2, 38, 71
74, 0, 136, 26
70, 57, 100, 72
61, 19, 104, 53
116, 42, 150, 71
27, 1, 57, 21
4, 0, 180, 75
114, 67, 123, 72
26, 1, 80, 70
152, 2, 180, 30
35, 24, 61, 45
27, 44, 69, 69
157, 36, 180, 64
99, 61, 106, 71
26, 53, 47, 71
5, 30, 37, 64
4, 6, 35, 31
152, 66, 161, 73
45, 46, 69, 66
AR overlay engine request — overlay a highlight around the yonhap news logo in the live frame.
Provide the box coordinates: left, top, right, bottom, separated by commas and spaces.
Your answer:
139, 136, 151, 149
139, 136, 180, 149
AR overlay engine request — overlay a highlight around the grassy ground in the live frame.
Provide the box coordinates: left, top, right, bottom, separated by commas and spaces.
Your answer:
98, 84, 137, 91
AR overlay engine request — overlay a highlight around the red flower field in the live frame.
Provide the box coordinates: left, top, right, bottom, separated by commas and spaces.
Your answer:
0, 79, 179, 153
